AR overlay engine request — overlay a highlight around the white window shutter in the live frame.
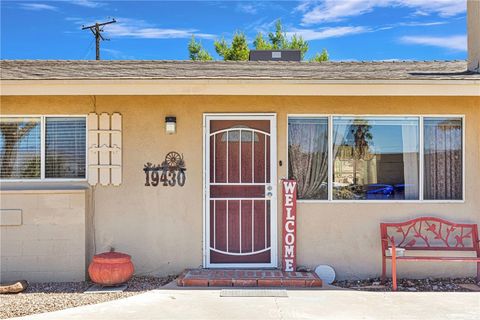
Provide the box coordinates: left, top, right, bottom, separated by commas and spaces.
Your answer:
110, 113, 122, 186
98, 113, 111, 186
87, 112, 122, 186
88, 113, 99, 185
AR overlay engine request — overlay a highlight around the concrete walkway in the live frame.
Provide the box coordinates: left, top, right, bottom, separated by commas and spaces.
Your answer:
13, 289, 480, 320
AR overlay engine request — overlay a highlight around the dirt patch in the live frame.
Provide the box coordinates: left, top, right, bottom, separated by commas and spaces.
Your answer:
333, 277, 479, 292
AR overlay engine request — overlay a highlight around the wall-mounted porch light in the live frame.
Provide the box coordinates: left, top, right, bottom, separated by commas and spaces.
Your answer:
165, 116, 176, 134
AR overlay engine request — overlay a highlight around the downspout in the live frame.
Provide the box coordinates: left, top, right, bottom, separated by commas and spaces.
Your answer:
467, 0, 480, 73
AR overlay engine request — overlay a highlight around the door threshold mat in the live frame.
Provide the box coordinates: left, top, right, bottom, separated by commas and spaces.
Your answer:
220, 289, 288, 297
85, 284, 127, 294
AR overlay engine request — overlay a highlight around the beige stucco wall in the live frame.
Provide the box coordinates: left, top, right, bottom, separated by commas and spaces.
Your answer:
1, 95, 479, 280
0, 190, 86, 282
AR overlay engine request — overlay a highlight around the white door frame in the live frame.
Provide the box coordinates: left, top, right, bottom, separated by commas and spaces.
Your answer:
203, 113, 278, 268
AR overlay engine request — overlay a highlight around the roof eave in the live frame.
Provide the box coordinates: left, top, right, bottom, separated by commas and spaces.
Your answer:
1, 79, 479, 96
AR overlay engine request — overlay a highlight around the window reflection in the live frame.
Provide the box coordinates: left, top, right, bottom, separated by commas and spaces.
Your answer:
0, 117, 41, 179
333, 117, 420, 200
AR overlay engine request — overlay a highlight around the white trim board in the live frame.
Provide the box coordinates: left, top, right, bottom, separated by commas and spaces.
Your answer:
203, 113, 278, 269
1, 80, 479, 96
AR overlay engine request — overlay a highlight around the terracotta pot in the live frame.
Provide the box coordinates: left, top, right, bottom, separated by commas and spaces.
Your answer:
88, 252, 134, 286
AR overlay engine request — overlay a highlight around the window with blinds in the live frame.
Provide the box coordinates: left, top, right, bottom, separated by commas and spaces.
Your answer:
0, 117, 41, 179
0, 116, 86, 180
45, 117, 86, 179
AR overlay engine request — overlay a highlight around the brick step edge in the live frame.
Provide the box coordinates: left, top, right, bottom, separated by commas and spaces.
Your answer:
176, 271, 322, 288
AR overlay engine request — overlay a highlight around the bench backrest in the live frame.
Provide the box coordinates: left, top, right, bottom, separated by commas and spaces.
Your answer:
381, 217, 479, 253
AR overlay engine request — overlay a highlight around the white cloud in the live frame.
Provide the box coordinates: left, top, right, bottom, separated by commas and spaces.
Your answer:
287, 26, 371, 41
102, 18, 216, 40
297, 0, 465, 24
249, 19, 278, 35
297, 0, 378, 24
67, 17, 215, 40
382, 20, 449, 29
401, 21, 448, 26
236, 2, 260, 14
19, 3, 58, 11
400, 35, 466, 51
65, 17, 83, 22
71, 0, 105, 8
398, 0, 466, 16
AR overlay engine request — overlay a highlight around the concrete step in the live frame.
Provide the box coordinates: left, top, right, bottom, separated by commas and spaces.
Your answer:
176, 269, 322, 288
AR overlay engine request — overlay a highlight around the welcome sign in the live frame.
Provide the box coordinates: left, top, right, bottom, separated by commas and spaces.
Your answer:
282, 179, 297, 272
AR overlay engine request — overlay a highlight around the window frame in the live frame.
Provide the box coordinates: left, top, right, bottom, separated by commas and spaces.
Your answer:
0, 115, 88, 182
287, 114, 465, 203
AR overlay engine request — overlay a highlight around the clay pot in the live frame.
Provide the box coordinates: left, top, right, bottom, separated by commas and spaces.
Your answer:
88, 252, 134, 286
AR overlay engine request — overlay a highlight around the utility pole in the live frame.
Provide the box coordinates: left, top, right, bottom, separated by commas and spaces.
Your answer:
82, 19, 116, 60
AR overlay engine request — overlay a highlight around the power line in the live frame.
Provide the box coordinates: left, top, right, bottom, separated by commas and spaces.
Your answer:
83, 37, 95, 60
81, 19, 116, 60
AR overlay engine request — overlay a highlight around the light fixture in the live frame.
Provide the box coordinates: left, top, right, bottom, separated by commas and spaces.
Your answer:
165, 116, 176, 134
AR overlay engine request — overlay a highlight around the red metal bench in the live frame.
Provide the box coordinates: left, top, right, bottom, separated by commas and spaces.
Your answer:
380, 217, 480, 290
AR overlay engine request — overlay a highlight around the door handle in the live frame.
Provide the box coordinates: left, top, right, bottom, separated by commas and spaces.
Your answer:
266, 185, 273, 198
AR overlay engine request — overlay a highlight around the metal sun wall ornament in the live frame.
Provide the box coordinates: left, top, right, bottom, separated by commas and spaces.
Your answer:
144, 152, 186, 187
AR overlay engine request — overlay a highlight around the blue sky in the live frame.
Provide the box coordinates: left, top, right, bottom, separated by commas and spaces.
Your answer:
1, 0, 468, 61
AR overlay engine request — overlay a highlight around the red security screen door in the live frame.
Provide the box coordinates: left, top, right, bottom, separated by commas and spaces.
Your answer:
204, 114, 277, 268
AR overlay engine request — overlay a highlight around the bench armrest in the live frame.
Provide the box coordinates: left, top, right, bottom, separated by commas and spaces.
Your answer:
382, 236, 396, 248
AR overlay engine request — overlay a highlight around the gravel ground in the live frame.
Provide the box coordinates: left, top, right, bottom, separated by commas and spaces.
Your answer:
0, 275, 177, 319
333, 277, 480, 292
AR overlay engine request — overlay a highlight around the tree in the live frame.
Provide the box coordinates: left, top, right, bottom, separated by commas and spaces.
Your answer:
254, 20, 309, 60
253, 33, 272, 50
310, 49, 329, 62
349, 122, 373, 185
289, 34, 309, 59
188, 20, 330, 62
188, 36, 213, 61
214, 32, 249, 61
268, 20, 288, 50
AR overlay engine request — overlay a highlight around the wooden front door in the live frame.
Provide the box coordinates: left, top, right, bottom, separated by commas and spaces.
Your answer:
204, 114, 277, 268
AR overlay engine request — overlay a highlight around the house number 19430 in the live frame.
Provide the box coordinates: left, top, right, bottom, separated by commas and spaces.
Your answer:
144, 152, 186, 187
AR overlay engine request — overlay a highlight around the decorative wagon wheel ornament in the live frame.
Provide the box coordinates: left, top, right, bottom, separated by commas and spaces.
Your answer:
164, 151, 183, 169
144, 151, 186, 187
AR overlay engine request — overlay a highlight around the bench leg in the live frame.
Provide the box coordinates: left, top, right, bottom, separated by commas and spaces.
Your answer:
381, 256, 386, 284
477, 262, 480, 284
392, 262, 397, 291
391, 252, 397, 291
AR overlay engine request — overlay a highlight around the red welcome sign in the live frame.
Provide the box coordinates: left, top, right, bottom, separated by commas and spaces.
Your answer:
282, 179, 297, 272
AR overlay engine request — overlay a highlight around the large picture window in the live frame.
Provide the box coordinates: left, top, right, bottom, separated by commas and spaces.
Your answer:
333, 117, 419, 200
0, 116, 86, 180
287, 115, 464, 202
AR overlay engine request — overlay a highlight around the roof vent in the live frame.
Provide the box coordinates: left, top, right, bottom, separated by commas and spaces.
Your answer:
249, 50, 301, 62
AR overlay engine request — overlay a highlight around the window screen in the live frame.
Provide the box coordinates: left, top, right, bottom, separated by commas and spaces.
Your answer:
45, 117, 86, 179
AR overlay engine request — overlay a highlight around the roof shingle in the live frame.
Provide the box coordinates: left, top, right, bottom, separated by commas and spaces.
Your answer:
1, 60, 479, 81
